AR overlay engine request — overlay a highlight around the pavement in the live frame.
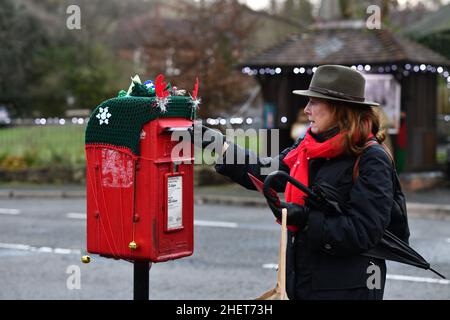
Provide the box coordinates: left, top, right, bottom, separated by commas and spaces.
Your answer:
1, 182, 450, 220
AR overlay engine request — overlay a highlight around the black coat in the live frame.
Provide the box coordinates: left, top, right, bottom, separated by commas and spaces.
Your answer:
215, 136, 396, 300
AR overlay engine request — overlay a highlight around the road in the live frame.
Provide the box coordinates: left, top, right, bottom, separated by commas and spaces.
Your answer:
0, 198, 449, 300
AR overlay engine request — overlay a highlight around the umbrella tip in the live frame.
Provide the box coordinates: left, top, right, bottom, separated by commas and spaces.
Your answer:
429, 268, 446, 279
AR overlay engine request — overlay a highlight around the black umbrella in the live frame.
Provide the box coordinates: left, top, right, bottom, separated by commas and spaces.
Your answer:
263, 170, 446, 279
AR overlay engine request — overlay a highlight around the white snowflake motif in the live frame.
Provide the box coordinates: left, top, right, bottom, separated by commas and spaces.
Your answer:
156, 97, 170, 113
190, 95, 201, 110
96, 107, 112, 125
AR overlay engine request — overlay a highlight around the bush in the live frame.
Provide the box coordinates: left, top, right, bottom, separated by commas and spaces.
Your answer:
1, 155, 28, 171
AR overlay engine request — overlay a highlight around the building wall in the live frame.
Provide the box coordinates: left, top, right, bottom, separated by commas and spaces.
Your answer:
401, 73, 438, 171
257, 73, 312, 152
256, 72, 439, 172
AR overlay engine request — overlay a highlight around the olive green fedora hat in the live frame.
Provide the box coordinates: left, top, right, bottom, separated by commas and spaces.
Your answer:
293, 65, 380, 107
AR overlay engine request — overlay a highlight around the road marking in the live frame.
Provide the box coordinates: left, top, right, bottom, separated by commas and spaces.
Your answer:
54, 248, 73, 255
65, 213, 239, 229
0, 243, 30, 250
0, 243, 81, 255
262, 264, 278, 270
66, 213, 86, 219
386, 274, 449, 285
194, 220, 238, 228
0, 208, 21, 215
262, 264, 449, 285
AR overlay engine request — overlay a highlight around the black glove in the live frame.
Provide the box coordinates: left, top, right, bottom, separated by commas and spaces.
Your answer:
189, 123, 224, 149
269, 201, 310, 228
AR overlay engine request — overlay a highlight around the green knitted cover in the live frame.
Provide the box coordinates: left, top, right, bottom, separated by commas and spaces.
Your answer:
85, 88, 195, 155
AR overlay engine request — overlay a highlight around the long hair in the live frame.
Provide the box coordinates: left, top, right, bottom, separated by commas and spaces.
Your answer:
329, 101, 386, 156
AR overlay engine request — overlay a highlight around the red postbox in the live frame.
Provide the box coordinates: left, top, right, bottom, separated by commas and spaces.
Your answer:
85, 75, 196, 262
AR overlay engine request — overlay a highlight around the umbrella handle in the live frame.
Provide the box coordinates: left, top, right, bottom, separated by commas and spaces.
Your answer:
263, 171, 319, 200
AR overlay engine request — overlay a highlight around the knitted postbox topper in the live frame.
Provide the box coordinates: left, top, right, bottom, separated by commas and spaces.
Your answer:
85, 74, 198, 156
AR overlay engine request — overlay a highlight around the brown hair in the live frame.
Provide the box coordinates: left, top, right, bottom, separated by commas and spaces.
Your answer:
328, 102, 386, 156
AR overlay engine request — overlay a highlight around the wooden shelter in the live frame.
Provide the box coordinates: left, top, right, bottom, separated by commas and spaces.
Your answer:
240, 20, 450, 172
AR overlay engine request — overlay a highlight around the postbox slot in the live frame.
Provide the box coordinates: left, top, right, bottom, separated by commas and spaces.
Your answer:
162, 127, 191, 133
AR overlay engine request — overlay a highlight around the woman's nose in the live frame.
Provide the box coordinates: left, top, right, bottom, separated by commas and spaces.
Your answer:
304, 104, 311, 116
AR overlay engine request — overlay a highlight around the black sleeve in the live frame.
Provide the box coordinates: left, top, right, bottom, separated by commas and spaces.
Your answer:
307, 146, 393, 256
214, 138, 302, 192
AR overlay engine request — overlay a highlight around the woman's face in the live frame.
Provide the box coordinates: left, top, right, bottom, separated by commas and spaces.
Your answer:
304, 97, 337, 135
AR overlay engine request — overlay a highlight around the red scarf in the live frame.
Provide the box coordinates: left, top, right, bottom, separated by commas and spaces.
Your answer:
283, 128, 374, 205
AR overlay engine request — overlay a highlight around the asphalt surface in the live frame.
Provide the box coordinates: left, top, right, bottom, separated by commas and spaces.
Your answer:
0, 198, 449, 300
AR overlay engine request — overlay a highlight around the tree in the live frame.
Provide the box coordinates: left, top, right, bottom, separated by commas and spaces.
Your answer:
297, 0, 314, 23
269, 0, 278, 14
31, 42, 122, 115
0, 0, 47, 115
282, 0, 313, 24
21, 0, 128, 115
282, 0, 295, 18
142, 0, 258, 118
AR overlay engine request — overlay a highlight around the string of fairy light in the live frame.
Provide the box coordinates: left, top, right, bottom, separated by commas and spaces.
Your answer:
241, 64, 450, 82
241, 63, 450, 125
16, 63, 450, 128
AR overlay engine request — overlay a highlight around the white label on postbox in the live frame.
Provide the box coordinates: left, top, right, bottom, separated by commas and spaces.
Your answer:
167, 175, 183, 230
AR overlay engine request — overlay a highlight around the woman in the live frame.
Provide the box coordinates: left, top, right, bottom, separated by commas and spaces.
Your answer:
204, 65, 400, 300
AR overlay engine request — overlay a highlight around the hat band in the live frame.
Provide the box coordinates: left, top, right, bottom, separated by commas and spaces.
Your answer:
309, 86, 365, 102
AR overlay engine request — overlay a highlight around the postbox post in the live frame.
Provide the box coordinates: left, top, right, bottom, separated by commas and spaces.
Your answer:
134, 261, 151, 300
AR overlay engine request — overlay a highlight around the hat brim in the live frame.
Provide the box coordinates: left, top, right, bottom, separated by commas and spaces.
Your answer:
292, 90, 380, 107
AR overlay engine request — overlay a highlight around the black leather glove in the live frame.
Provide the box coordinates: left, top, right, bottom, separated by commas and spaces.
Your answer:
269, 201, 310, 228
189, 123, 224, 149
